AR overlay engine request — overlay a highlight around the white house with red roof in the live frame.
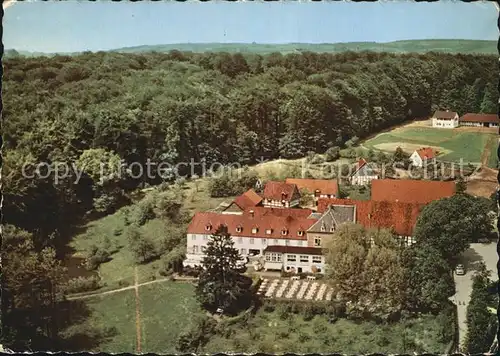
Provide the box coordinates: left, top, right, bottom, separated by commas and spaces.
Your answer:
350, 158, 378, 185
183, 209, 318, 267
410, 147, 436, 167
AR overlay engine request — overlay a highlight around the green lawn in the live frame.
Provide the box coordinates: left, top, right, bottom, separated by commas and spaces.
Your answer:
439, 132, 491, 163
486, 136, 499, 169
59, 281, 201, 353
140, 282, 204, 353
202, 308, 452, 354
69, 210, 165, 290
59, 290, 138, 353
364, 127, 496, 164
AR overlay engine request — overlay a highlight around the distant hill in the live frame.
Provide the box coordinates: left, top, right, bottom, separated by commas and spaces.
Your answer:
4, 39, 498, 58
110, 40, 498, 55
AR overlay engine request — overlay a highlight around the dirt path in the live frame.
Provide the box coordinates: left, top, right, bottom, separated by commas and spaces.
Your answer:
66, 275, 198, 301
134, 267, 142, 354
480, 136, 496, 167
66, 277, 172, 301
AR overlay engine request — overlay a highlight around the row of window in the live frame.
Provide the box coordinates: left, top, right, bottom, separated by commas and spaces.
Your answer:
191, 235, 305, 246
265, 253, 322, 264
191, 245, 206, 253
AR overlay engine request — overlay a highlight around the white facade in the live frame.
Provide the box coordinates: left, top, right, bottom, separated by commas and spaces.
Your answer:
410, 151, 423, 167
460, 121, 499, 128
410, 151, 436, 168
351, 174, 378, 186
432, 116, 459, 128
184, 233, 307, 267
264, 251, 325, 274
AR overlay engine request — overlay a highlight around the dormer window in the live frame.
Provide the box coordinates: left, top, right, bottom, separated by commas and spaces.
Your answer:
266, 229, 272, 235
297, 230, 304, 237
320, 224, 326, 232
281, 229, 288, 236
330, 226, 335, 232
205, 224, 212, 231
236, 226, 242, 233
252, 227, 258, 234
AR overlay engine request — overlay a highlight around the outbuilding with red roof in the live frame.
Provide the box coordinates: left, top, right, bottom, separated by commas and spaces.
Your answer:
410, 147, 436, 167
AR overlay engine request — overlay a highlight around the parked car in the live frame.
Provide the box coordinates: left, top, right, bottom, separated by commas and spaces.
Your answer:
455, 264, 465, 275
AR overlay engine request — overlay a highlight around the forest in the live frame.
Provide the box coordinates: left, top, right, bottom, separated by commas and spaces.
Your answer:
2, 49, 498, 350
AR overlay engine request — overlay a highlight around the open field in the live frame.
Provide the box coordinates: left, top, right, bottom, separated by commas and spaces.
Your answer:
59, 289, 138, 353
364, 126, 496, 164
61, 281, 201, 353
139, 282, 203, 353
202, 307, 452, 354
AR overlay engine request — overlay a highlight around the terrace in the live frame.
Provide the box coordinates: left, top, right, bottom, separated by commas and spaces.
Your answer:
257, 278, 335, 301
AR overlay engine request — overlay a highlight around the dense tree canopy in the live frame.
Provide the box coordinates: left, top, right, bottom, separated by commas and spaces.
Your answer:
324, 224, 408, 312
414, 194, 495, 263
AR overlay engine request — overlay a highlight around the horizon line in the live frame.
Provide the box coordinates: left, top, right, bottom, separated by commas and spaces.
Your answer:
6, 38, 496, 54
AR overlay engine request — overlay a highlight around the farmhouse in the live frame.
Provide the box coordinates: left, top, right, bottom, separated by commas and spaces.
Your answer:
410, 147, 436, 167
431, 110, 459, 128
263, 245, 325, 274
285, 178, 339, 204
262, 181, 301, 208
316, 198, 423, 246
350, 158, 378, 185
371, 179, 456, 204
184, 211, 317, 267
222, 189, 263, 214
459, 113, 499, 128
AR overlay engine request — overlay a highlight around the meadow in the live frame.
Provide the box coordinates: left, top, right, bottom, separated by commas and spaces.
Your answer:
363, 126, 496, 165
59, 282, 201, 353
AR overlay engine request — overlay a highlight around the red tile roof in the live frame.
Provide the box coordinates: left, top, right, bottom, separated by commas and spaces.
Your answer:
371, 179, 455, 204
317, 198, 424, 236
285, 178, 339, 196
264, 245, 323, 256
356, 158, 368, 170
263, 181, 299, 202
459, 113, 499, 124
232, 189, 263, 209
187, 212, 316, 240
242, 207, 314, 219
416, 147, 436, 160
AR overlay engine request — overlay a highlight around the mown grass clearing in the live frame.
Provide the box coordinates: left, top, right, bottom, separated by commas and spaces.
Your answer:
140, 282, 203, 353
59, 289, 138, 353
364, 127, 495, 164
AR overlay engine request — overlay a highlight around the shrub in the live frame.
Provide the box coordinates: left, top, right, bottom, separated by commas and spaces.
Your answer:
130, 235, 160, 264
132, 198, 156, 226
84, 244, 111, 270
302, 303, 314, 321
63, 275, 102, 294
325, 146, 341, 162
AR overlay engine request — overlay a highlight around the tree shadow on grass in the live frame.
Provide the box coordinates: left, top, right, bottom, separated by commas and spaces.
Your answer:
53, 299, 118, 352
